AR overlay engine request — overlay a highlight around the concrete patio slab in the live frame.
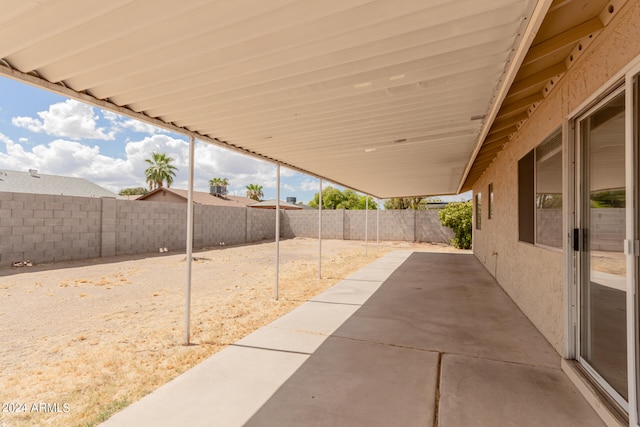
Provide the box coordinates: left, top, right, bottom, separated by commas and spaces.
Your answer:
101, 345, 309, 427
101, 251, 605, 427
267, 300, 361, 335
244, 336, 439, 427
438, 354, 606, 427
343, 250, 412, 282
310, 278, 385, 305
335, 252, 559, 369
234, 326, 327, 355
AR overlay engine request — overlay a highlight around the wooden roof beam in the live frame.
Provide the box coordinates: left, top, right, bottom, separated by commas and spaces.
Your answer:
487, 125, 518, 140
490, 111, 529, 133
498, 93, 544, 119
522, 17, 603, 67
506, 62, 566, 100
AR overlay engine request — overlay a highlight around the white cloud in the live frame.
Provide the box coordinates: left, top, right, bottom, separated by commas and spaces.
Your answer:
0, 130, 315, 197
18, 137, 29, 143
0, 133, 131, 189
12, 99, 115, 141
102, 109, 167, 136
300, 178, 320, 191
120, 119, 167, 135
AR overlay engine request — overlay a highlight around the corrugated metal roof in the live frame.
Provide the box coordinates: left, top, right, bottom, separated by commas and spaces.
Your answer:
0, 0, 549, 198
0, 168, 117, 198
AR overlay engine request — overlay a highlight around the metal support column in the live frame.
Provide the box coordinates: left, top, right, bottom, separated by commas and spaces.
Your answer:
365, 195, 369, 256
275, 164, 280, 300
184, 135, 195, 346
318, 178, 322, 279
376, 198, 380, 249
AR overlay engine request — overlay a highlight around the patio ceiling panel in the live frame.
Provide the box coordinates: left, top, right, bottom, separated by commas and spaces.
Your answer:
0, 0, 545, 199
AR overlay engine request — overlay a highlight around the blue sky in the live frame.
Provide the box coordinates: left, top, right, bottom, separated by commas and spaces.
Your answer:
0, 76, 469, 204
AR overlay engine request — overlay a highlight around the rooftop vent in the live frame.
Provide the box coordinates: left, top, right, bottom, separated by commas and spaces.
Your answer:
209, 185, 227, 197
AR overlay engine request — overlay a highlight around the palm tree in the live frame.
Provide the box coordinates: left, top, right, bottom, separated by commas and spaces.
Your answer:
245, 184, 264, 201
145, 152, 178, 190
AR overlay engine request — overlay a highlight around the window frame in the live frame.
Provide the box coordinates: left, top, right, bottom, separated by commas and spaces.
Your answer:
488, 183, 494, 220
475, 192, 482, 230
518, 128, 563, 251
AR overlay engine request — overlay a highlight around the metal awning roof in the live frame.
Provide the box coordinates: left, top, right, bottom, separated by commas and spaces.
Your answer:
0, 0, 617, 198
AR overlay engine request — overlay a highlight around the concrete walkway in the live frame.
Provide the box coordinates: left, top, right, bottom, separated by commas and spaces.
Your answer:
102, 251, 605, 427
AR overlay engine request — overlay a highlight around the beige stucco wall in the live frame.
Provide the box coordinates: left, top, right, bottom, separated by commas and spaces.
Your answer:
472, 0, 640, 355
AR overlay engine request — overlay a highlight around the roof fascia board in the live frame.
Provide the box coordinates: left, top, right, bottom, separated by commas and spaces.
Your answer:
456, 0, 554, 194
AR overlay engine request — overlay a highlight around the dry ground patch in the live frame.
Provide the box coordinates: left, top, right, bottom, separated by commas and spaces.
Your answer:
0, 238, 460, 426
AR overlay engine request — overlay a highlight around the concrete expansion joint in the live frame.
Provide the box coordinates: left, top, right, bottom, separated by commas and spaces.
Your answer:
441, 350, 563, 372
433, 351, 443, 427
330, 335, 435, 353
307, 300, 362, 307
230, 343, 312, 356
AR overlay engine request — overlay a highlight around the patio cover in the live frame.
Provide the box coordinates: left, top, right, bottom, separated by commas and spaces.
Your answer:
0, 0, 614, 198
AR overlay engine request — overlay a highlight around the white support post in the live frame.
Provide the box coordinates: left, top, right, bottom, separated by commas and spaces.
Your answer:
184, 135, 195, 346
376, 198, 380, 249
365, 195, 369, 256
275, 165, 280, 300
318, 178, 322, 279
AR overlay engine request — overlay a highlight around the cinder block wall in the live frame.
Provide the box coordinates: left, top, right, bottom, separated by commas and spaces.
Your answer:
344, 210, 376, 241
374, 210, 414, 241
283, 209, 452, 244
197, 205, 248, 248
282, 210, 344, 239
416, 211, 453, 244
0, 191, 102, 265
247, 208, 277, 241
590, 208, 625, 252
116, 199, 186, 255
1, 193, 456, 267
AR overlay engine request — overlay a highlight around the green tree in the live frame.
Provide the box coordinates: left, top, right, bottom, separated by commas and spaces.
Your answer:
118, 187, 148, 196
356, 194, 377, 210
590, 189, 625, 208
144, 152, 178, 190
245, 184, 264, 201
438, 201, 473, 249
308, 186, 377, 210
384, 197, 441, 210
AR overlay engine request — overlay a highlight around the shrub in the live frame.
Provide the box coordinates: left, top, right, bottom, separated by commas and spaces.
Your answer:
438, 201, 473, 249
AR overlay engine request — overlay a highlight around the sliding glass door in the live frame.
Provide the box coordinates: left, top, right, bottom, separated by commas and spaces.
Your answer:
577, 88, 628, 407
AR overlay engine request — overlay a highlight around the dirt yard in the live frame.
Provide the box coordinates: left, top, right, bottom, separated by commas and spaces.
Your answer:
0, 238, 460, 426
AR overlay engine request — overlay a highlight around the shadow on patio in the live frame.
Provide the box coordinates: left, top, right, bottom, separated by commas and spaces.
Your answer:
102, 251, 604, 427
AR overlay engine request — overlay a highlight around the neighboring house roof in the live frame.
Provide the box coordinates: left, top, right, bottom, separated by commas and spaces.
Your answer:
248, 199, 304, 210
0, 169, 116, 198
137, 187, 256, 207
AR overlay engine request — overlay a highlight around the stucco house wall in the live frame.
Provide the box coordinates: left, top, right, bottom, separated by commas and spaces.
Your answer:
471, 0, 640, 355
